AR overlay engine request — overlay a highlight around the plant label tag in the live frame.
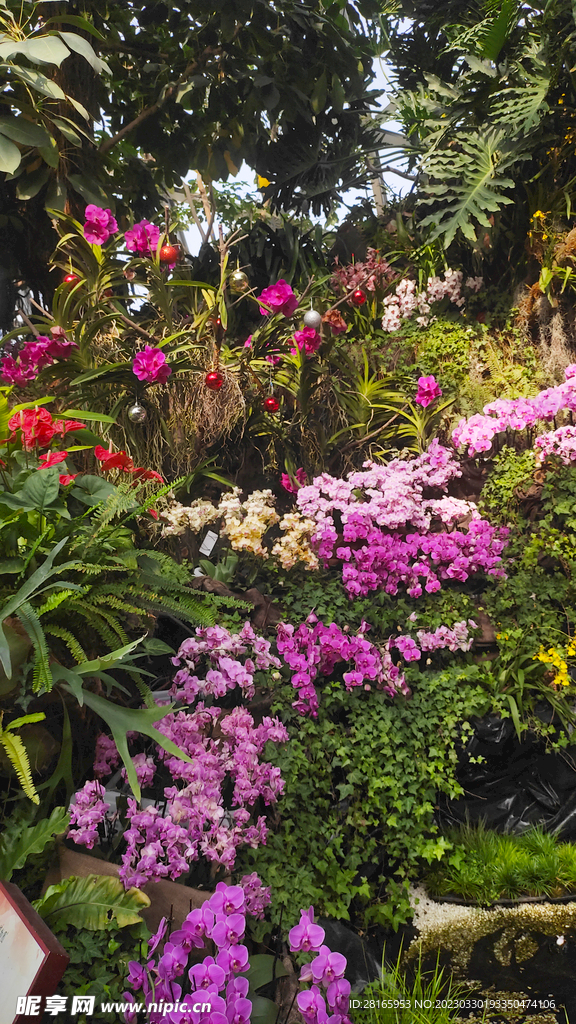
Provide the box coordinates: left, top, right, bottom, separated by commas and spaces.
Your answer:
199, 530, 218, 556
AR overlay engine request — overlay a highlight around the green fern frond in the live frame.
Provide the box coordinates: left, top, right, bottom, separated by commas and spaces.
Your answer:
43, 625, 87, 663
72, 602, 122, 649
139, 593, 215, 625
90, 594, 143, 617
17, 602, 52, 693
36, 589, 78, 617
0, 731, 39, 804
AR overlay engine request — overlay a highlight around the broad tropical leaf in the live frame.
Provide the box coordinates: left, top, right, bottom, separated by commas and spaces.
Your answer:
34, 875, 150, 930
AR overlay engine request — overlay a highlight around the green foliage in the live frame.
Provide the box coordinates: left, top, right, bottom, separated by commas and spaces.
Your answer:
0, 804, 69, 880
381, 0, 576, 275
34, 874, 150, 930
0, 710, 46, 802
52, 921, 149, 1024
240, 664, 488, 930
419, 128, 519, 247
424, 823, 576, 903
356, 948, 470, 1024
480, 446, 537, 523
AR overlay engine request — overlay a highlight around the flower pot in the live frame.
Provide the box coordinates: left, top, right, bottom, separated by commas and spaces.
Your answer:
49, 844, 211, 932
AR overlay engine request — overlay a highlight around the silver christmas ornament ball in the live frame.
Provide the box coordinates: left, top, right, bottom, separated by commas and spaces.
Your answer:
127, 403, 147, 424
303, 309, 322, 330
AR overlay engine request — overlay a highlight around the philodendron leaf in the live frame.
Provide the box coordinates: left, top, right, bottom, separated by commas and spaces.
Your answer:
249, 995, 280, 1024
245, 954, 289, 990
34, 874, 150, 930
0, 805, 69, 881
59, 684, 192, 800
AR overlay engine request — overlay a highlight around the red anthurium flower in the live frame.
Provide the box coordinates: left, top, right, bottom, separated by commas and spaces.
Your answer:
148, 509, 158, 520
39, 450, 68, 468
53, 419, 87, 436
8, 408, 57, 449
94, 445, 134, 470
130, 467, 164, 482
59, 473, 79, 486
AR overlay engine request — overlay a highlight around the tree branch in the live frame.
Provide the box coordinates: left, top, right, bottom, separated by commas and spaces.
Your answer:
98, 47, 222, 156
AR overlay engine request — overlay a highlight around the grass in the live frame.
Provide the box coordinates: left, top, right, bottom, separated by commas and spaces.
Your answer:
352, 948, 484, 1024
424, 822, 576, 903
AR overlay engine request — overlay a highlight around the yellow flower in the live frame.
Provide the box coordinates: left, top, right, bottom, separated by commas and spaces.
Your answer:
257, 175, 271, 189
532, 210, 547, 219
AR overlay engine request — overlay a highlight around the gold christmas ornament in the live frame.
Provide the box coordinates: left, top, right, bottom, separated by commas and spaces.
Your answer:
229, 269, 250, 294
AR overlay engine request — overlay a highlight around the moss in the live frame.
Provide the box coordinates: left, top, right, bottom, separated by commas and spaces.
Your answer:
408, 885, 576, 974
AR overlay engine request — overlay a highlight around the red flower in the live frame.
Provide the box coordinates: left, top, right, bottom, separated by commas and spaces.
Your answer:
94, 445, 134, 470
148, 509, 158, 520
130, 467, 164, 482
8, 408, 56, 449
39, 450, 68, 468
53, 419, 87, 436
59, 473, 79, 486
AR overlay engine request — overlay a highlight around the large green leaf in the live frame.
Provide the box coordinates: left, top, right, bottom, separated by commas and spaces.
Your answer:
22, 36, 71, 66
0, 806, 69, 881
13, 65, 67, 99
59, 682, 193, 800
60, 409, 117, 423
34, 874, 150, 930
16, 165, 50, 199
249, 996, 280, 1024
59, 32, 111, 76
17, 465, 60, 510
0, 116, 51, 147
245, 954, 289, 990
71, 474, 117, 506
0, 134, 21, 173
419, 129, 519, 245
68, 173, 111, 207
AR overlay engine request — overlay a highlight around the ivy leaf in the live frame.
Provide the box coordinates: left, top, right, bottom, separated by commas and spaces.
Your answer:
34, 875, 150, 930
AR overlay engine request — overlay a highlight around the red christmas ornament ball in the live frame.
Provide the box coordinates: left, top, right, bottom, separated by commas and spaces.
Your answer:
159, 244, 179, 264
205, 370, 224, 391
351, 288, 367, 306
263, 396, 280, 413
63, 273, 78, 284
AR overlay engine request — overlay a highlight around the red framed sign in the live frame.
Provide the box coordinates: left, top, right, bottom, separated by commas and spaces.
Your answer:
0, 881, 69, 1023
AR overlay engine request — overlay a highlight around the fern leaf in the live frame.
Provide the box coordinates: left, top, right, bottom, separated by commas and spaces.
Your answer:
1, 731, 40, 804
36, 589, 78, 617
17, 602, 52, 693
43, 625, 87, 663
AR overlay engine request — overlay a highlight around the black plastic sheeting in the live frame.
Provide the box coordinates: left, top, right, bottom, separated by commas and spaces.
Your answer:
438, 712, 576, 838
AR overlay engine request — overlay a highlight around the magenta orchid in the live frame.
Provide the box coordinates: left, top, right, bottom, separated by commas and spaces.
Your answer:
83, 205, 118, 245
0, 329, 78, 385
415, 374, 442, 407
125, 219, 161, 256
132, 345, 172, 384
291, 326, 321, 355
281, 467, 307, 494
256, 279, 299, 317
